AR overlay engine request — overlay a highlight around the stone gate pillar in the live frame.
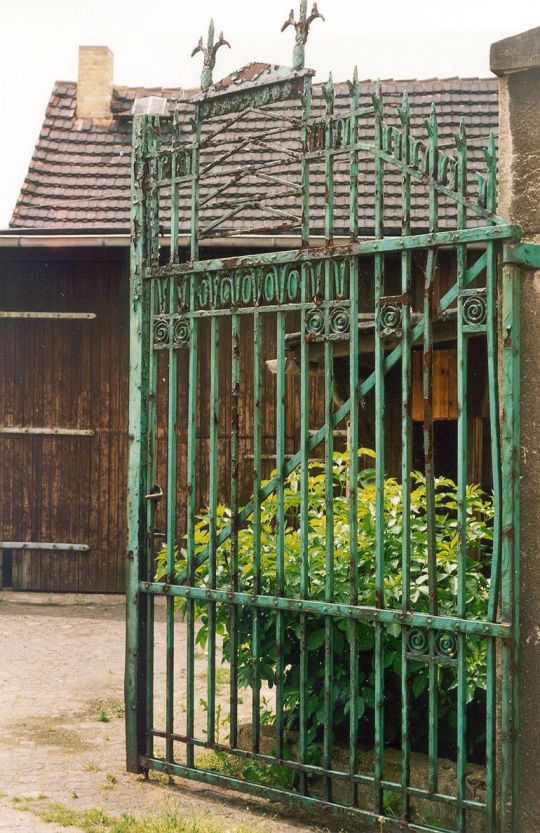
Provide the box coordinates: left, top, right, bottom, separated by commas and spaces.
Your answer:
490, 26, 540, 833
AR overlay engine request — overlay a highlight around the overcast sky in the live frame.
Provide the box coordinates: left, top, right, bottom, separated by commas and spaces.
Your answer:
0, 0, 537, 229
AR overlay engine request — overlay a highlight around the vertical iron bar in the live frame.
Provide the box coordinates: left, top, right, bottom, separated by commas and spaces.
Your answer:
207, 313, 219, 746
299, 263, 310, 796
485, 136, 501, 833
229, 310, 240, 750
275, 300, 286, 761
323, 73, 335, 801
425, 103, 439, 795
186, 106, 201, 768
348, 255, 360, 808
500, 258, 520, 833
399, 90, 412, 821
373, 79, 385, 816
126, 114, 151, 774
455, 119, 468, 833
165, 269, 178, 764
298, 71, 312, 796
252, 309, 263, 753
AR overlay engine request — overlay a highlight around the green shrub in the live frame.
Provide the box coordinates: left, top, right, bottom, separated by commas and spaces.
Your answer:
157, 450, 493, 761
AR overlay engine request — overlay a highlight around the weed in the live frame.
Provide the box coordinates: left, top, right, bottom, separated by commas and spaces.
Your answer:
382, 790, 401, 818
0, 597, 8, 607
214, 667, 229, 687
83, 762, 100, 772
94, 699, 124, 723
18, 798, 269, 833
105, 774, 118, 786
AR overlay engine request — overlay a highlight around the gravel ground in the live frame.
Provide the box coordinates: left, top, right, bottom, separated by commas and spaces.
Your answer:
0, 591, 362, 833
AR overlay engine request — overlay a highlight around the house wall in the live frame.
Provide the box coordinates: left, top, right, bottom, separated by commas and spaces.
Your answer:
0, 248, 129, 592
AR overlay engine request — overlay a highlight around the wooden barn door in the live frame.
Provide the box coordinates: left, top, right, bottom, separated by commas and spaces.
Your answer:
0, 253, 128, 593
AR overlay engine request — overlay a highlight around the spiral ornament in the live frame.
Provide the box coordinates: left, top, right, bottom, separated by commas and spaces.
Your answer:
379, 303, 402, 335
330, 306, 350, 334
153, 316, 170, 347
408, 628, 428, 654
304, 307, 325, 336
462, 294, 487, 327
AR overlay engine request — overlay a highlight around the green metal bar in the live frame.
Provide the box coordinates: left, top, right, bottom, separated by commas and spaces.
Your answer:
373, 81, 385, 815
425, 104, 439, 795
207, 315, 220, 746
251, 310, 263, 753
298, 263, 310, 795
275, 305, 286, 760
141, 755, 474, 833
185, 297, 198, 768
140, 582, 510, 638
323, 72, 336, 802
144, 273, 157, 762
349, 74, 359, 243
157, 223, 519, 278
484, 136, 500, 833
500, 259, 520, 833
169, 122, 179, 264
180, 250, 491, 581
348, 249, 360, 808
455, 119, 467, 833
399, 90, 412, 822
126, 114, 151, 774
229, 311, 240, 750
165, 274, 177, 764
297, 71, 312, 796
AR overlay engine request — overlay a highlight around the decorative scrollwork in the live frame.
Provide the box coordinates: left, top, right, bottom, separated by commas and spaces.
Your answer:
304, 307, 325, 336
329, 306, 350, 334
153, 316, 170, 347
435, 632, 457, 659
379, 303, 402, 336
408, 628, 428, 655
172, 317, 190, 347
462, 293, 487, 327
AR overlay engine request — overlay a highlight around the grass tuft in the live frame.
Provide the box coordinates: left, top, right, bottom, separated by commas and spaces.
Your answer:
17, 798, 269, 833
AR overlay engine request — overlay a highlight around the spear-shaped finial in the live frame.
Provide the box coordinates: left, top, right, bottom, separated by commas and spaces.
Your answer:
322, 71, 334, 114
281, 0, 325, 70
191, 19, 230, 91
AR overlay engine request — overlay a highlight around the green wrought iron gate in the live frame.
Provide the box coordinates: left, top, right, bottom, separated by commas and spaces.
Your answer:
126, 8, 521, 831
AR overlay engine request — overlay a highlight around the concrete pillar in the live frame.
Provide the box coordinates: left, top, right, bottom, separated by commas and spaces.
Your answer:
490, 26, 540, 832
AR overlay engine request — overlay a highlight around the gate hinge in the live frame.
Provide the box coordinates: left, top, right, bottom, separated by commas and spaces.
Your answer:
503, 243, 540, 269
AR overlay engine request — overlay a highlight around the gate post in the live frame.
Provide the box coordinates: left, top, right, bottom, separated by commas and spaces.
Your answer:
491, 27, 540, 832
125, 114, 151, 773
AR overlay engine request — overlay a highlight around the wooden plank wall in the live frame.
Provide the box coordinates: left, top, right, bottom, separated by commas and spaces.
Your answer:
0, 249, 129, 592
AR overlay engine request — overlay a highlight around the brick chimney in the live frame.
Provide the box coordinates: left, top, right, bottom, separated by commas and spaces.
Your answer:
76, 46, 113, 119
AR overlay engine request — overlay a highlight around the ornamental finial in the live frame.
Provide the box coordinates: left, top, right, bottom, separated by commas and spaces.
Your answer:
281, 0, 325, 70
191, 19, 231, 91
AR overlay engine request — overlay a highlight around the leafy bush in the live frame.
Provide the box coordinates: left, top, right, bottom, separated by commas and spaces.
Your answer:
157, 450, 493, 761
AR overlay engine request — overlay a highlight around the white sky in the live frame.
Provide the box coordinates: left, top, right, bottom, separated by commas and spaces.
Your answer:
0, 0, 537, 229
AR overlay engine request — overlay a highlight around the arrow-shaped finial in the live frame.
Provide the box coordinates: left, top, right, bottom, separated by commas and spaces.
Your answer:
191, 19, 230, 91
281, 1, 325, 70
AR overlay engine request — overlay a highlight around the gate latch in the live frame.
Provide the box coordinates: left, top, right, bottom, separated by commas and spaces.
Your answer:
145, 484, 163, 503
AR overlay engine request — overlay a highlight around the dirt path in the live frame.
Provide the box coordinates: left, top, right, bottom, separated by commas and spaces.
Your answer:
0, 592, 363, 833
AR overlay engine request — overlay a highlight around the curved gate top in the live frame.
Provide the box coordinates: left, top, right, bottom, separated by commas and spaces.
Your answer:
126, 6, 521, 831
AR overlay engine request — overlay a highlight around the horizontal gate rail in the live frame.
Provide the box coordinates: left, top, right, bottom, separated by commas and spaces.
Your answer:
140, 581, 510, 638
145, 223, 520, 280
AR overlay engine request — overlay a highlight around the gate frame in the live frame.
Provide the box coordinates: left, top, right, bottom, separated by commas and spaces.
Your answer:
125, 22, 526, 831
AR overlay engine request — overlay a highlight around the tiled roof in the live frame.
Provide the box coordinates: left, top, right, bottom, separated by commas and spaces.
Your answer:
10, 73, 499, 235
